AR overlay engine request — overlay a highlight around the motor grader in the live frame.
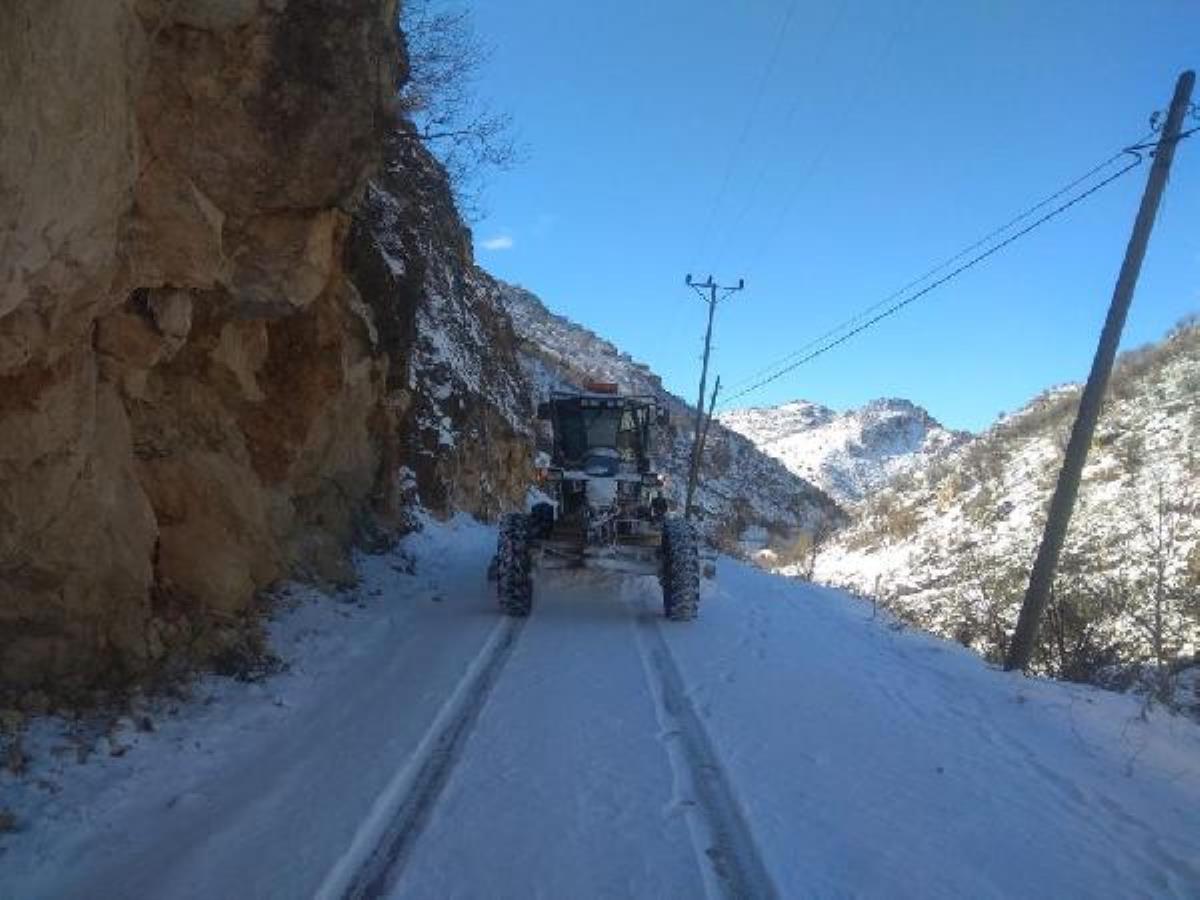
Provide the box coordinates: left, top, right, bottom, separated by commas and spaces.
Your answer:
493, 383, 701, 620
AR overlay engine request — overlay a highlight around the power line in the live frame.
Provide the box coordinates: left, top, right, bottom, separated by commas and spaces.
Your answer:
719, 140, 1151, 408
704, 0, 850, 269
736, 1, 915, 277
689, 2, 798, 270
723, 132, 1154, 395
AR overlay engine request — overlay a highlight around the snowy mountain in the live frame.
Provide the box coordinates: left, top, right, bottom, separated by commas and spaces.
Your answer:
719, 398, 967, 504
810, 318, 1200, 689
497, 283, 844, 546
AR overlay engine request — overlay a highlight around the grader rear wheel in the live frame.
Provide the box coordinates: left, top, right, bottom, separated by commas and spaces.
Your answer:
496, 513, 533, 616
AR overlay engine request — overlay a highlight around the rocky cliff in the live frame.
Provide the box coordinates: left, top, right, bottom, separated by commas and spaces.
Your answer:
349, 132, 533, 519
0, 1, 530, 703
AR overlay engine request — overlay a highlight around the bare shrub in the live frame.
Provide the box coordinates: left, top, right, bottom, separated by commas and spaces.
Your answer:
770, 520, 834, 578
1039, 574, 1130, 684
398, 0, 523, 216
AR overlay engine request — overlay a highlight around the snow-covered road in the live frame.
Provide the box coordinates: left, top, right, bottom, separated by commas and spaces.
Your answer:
4, 516, 1199, 899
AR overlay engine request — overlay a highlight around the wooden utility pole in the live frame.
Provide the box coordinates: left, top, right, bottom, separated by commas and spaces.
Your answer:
699, 376, 722, 465
685, 376, 722, 516
683, 274, 744, 519
1005, 69, 1196, 672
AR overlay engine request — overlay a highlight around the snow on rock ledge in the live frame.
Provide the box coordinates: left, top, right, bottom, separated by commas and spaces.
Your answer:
348, 131, 534, 520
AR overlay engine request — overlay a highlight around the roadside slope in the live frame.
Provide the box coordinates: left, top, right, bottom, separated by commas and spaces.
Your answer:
813, 320, 1200, 682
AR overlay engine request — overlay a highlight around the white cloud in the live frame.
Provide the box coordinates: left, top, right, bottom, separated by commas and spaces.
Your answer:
481, 234, 514, 251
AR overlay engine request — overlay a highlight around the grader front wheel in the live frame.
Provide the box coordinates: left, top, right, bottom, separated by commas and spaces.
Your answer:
660, 518, 700, 621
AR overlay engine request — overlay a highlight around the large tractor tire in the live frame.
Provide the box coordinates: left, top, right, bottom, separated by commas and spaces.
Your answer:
660, 518, 700, 621
496, 513, 533, 616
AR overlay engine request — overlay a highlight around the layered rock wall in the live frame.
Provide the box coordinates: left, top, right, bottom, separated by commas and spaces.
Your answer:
1, 0, 408, 696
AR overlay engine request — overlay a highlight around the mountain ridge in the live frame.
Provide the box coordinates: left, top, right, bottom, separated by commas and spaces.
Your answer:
720, 395, 968, 505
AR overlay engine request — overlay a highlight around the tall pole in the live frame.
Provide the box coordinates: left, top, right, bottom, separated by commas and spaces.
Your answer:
697, 375, 722, 470
694, 281, 718, 468
683, 274, 744, 519
685, 375, 723, 518
1005, 70, 1195, 672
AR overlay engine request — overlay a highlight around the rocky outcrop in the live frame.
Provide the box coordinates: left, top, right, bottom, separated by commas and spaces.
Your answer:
349, 133, 534, 520
1, 0, 403, 698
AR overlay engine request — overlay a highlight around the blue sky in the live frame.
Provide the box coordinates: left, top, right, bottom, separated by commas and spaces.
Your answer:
462, 1, 1198, 431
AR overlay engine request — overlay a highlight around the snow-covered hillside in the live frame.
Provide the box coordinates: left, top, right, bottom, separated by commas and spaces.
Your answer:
498, 283, 844, 546
3, 517, 1198, 898
720, 398, 966, 504
351, 132, 535, 518
811, 319, 1200, 688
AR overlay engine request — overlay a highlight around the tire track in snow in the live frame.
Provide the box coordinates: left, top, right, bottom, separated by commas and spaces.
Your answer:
317, 615, 525, 900
629, 590, 779, 900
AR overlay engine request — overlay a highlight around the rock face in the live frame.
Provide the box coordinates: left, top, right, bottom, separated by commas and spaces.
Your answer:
349, 132, 534, 520
0, 1, 422, 697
